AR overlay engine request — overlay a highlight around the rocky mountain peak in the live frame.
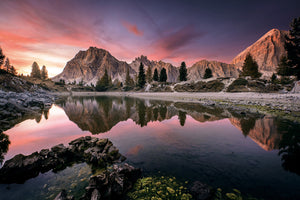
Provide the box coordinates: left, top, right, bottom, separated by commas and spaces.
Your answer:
232, 28, 288, 76
52, 47, 135, 85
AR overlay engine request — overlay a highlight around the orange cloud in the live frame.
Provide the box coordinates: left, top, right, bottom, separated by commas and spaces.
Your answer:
122, 21, 143, 36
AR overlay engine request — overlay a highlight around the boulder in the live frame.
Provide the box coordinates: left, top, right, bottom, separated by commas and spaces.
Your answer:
189, 181, 212, 200
81, 163, 141, 200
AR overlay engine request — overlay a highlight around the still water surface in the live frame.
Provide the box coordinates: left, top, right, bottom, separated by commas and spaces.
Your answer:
0, 96, 300, 199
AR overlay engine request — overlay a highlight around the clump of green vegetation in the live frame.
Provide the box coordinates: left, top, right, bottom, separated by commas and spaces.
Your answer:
127, 176, 192, 200
213, 188, 260, 200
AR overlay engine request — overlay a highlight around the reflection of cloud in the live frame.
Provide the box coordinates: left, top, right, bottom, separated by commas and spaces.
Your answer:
126, 144, 144, 156
122, 21, 143, 36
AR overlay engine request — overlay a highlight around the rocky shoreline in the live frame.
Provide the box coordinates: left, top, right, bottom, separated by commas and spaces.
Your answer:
0, 136, 125, 184
0, 90, 55, 131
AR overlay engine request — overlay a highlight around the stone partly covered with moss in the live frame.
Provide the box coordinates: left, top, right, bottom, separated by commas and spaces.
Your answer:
127, 176, 193, 200
0, 136, 125, 184
81, 163, 141, 200
53, 163, 141, 200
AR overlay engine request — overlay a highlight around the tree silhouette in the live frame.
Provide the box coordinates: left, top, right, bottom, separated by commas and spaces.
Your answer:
30, 62, 41, 78
240, 54, 261, 78
96, 69, 110, 91
4, 58, 10, 72
153, 68, 159, 81
285, 17, 300, 79
0, 47, 5, 68
138, 63, 146, 88
179, 62, 187, 81
203, 68, 212, 79
41, 65, 48, 80
146, 65, 152, 83
159, 68, 167, 82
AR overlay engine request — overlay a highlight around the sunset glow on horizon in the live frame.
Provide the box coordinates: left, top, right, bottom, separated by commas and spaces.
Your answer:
0, 0, 299, 77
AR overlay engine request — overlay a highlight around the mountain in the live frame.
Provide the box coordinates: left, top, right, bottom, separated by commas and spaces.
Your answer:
130, 55, 179, 82
232, 29, 288, 76
187, 60, 239, 80
52, 47, 135, 85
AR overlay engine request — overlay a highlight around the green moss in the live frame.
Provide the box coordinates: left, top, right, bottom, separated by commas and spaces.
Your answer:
127, 176, 192, 200
213, 188, 261, 200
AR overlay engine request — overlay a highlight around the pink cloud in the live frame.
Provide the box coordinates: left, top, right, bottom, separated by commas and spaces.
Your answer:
122, 21, 144, 36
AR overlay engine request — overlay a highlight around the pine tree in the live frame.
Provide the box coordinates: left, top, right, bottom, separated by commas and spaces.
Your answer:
4, 58, 10, 72
125, 68, 134, 86
9, 65, 17, 75
138, 62, 146, 88
271, 73, 277, 83
41, 65, 48, 80
285, 17, 300, 80
96, 69, 109, 91
159, 68, 167, 82
240, 53, 261, 78
153, 68, 159, 81
146, 66, 152, 83
0, 47, 5, 68
179, 62, 187, 81
277, 56, 292, 76
30, 62, 41, 78
203, 68, 213, 79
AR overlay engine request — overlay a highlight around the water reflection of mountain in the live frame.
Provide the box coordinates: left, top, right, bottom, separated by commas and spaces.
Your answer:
229, 116, 281, 151
58, 96, 300, 175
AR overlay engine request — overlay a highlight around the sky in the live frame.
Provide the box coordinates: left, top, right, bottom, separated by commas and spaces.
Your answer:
0, 0, 299, 77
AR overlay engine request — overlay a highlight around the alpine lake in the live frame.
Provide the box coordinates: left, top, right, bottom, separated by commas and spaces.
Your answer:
0, 95, 300, 200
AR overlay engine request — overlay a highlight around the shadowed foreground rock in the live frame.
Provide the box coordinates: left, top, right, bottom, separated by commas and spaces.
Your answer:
0, 136, 125, 184
54, 163, 141, 200
189, 181, 213, 200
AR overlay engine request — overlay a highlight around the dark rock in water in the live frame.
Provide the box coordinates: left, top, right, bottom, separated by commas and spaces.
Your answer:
80, 163, 141, 200
54, 189, 74, 200
189, 181, 212, 200
0, 136, 124, 184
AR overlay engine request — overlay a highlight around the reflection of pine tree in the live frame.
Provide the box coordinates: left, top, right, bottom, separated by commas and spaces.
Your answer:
137, 101, 146, 127
0, 132, 10, 165
125, 97, 134, 118
159, 106, 167, 119
278, 120, 300, 175
178, 111, 186, 126
153, 108, 158, 120
240, 117, 256, 136
97, 96, 112, 118
147, 107, 152, 122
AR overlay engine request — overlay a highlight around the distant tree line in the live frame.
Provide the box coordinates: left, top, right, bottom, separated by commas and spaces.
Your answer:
30, 61, 48, 80
0, 47, 17, 75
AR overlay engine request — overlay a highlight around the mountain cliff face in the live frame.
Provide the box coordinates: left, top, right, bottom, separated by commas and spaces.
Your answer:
232, 29, 288, 76
130, 55, 179, 82
52, 47, 135, 85
187, 60, 239, 80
